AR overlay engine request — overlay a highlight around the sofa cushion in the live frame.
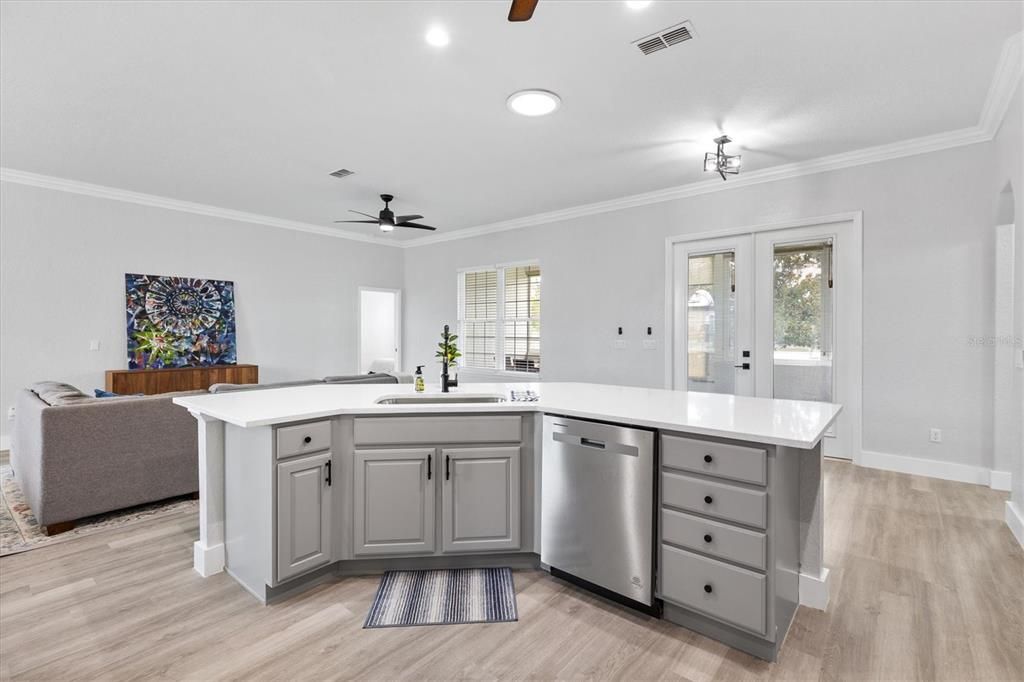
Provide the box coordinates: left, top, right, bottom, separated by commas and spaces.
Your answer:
30, 381, 91, 406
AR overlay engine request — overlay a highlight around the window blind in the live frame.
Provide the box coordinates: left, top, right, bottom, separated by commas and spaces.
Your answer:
459, 265, 541, 373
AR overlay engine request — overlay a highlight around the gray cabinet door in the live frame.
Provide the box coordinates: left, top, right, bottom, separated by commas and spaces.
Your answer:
441, 447, 521, 553
353, 448, 436, 556
276, 451, 332, 582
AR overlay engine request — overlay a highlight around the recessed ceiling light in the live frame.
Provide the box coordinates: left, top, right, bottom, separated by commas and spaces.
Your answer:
625, 1, 653, 9
425, 25, 450, 47
506, 89, 561, 117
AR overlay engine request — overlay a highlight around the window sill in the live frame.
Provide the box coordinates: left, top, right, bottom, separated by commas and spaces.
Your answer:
457, 368, 542, 382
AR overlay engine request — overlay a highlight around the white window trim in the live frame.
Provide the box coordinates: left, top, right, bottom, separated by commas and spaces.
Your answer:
457, 260, 541, 379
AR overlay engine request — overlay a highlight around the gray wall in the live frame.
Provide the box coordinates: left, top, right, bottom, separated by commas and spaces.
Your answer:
0, 183, 404, 443
404, 140, 1003, 473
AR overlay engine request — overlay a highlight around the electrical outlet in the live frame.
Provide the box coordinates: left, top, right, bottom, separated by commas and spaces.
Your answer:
929, 428, 942, 443
89, 339, 101, 351
642, 339, 657, 350
6, 407, 15, 420
613, 339, 627, 350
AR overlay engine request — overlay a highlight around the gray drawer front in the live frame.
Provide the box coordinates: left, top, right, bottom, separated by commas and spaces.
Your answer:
354, 415, 522, 445
661, 508, 767, 571
662, 471, 767, 529
662, 435, 767, 485
276, 421, 331, 459
661, 545, 767, 636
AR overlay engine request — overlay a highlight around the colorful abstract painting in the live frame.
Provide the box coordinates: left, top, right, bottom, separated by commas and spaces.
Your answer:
125, 273, 237, 369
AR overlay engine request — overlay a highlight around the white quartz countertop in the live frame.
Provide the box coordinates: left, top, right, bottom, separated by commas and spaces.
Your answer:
173, 382, 841, 449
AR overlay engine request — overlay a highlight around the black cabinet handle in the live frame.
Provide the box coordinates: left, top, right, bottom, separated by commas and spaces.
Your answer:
704, 584, 713, 594
703, 454, 713, 463
445, 455, 451, 480
325, 460, 332, 486
427, 454, 432, 480
703, 534, 712, 543
303, 436, 312, 444
704, 495, 713, 504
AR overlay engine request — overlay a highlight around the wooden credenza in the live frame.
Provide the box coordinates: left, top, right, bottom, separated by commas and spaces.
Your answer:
105, 364, 259, 395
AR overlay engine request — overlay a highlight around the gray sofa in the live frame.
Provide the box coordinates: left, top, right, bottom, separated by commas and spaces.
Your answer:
10, 373, 404, 533
10, 382, 204, 532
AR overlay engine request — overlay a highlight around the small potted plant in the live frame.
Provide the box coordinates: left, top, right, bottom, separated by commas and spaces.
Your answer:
436, 324, 461, 392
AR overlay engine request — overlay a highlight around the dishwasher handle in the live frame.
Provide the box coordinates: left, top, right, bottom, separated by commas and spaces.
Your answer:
550, 430, 639, 457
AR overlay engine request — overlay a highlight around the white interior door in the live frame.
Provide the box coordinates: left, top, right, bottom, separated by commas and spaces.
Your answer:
753, 223, 860, 460
359, 288, 401, 374
671, 236, 754, 396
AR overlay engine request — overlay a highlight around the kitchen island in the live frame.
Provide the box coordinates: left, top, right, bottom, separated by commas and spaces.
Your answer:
174, 382, 840, 661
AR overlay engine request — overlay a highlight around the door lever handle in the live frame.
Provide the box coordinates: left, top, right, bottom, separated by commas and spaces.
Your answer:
733, 363, 751, 370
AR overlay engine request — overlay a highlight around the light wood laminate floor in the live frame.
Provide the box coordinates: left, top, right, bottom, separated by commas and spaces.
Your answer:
1, 460, 1021, 681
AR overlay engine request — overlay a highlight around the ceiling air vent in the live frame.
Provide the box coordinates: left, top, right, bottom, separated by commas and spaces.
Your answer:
633, 20, 696, 55
329, 168, 354, 179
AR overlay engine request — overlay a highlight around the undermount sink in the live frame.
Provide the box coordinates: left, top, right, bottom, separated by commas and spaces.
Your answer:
374, 393, 507, 405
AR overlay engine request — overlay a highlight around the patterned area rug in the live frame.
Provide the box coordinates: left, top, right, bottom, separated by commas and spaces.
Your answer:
364, 567, 519, 628
0, 464, 198, 557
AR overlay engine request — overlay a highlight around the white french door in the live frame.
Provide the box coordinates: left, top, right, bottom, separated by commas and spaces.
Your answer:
670, 216, 861, 461
672, 236, 755, 396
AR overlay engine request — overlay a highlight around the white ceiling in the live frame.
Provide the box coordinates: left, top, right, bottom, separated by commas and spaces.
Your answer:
1, 1, 1020, 241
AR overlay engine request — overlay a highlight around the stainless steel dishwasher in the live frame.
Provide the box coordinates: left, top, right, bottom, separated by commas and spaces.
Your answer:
541, 415, 657, 612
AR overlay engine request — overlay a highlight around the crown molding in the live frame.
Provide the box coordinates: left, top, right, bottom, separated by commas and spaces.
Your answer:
0, 168, 395, 247
979, 31, 1023, 137
399, 125, 991, 248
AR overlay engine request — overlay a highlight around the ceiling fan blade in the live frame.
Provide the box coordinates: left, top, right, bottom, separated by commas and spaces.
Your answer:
349, 209, 378, 219
398, 221, 437, 231
334, 220, 379, 224
508, 0, 538, 22
396, 214, 423, 223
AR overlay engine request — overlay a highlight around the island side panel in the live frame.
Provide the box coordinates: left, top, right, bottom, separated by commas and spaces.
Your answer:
190, 411, 226, 577
794, 442, 829, 609
223, 424, 275, 600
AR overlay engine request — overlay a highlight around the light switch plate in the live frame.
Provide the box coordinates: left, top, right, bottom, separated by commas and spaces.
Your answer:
89, 339, 101, 351
613, 339, 627, 350
6, 407, 15, 420
642, 339, 657, 350
1017, 349, 1024, 369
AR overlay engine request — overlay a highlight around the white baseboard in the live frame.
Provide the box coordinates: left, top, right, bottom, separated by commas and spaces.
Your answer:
193, 541, 225, 577
799, 567, 830, 610
859, 450, 997, 487
0, 435, 9, 452
1007, 502, 1024, 549
990, 470, 1013, 492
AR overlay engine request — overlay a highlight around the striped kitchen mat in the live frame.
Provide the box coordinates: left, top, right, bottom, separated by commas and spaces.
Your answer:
364, 567, 518, 628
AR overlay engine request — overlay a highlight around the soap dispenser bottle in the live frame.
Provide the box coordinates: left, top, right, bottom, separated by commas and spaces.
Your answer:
414, 365, 425, 392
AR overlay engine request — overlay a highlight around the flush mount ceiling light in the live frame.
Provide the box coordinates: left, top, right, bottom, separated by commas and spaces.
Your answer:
506, 89, 561, 117
704, 135, 742, 181
625, 1, 653, 9
425, 25, 450, 47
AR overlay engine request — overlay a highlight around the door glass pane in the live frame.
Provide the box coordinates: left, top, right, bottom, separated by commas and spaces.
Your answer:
773, 241, 833, 404
687, 251, 736, 393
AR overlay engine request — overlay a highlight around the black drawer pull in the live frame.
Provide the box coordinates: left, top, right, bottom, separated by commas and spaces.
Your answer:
704, 584, 713, 594
303, 436, 312, 444
703, 534, 713, 543
704, 495, 713, 504
325, 460, 332, 486
703, 454, 713, 463
427, 454, 432, 480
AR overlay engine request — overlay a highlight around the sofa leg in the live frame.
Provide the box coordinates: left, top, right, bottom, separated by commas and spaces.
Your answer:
42, 520, 76, 536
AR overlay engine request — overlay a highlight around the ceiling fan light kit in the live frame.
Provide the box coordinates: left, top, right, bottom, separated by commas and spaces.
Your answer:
704, 135, 742, 181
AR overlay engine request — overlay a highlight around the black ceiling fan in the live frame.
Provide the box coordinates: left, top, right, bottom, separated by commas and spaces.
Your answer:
335, 194, 437, 232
